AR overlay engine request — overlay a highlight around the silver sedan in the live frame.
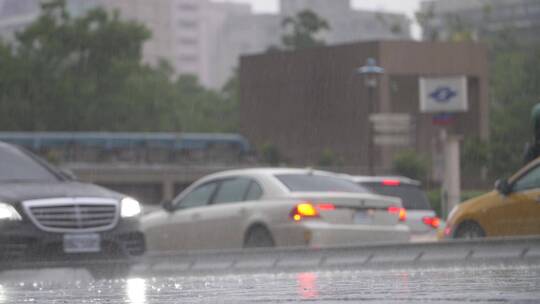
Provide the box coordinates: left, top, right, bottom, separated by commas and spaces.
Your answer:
142, 168, 410, 252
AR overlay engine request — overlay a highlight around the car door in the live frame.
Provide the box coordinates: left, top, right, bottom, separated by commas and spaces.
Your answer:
160, 181, 219, 251
190, 177, 254, 250
489, 165, 540, 236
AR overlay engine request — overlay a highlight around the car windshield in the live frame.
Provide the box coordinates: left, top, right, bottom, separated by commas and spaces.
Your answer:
276, 174, 370, 193
362, 183, 431, 210
0, 145, 59, 183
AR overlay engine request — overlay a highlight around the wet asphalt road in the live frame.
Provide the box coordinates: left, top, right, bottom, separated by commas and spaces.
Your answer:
0, 263, 539, 303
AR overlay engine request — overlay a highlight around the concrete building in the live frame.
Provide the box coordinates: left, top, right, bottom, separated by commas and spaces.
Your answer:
0, 0, 100, 42
214, 0, 411, 89
0, 0, 40, 42
420, 0, 540, 44
102, 0, 411, 89
280, 0, 411, 43
2, 0, 412, 90
101, 0, 252, 88
239, 41, 489, 178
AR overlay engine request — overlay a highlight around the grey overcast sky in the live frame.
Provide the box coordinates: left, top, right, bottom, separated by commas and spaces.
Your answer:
215, 0, 422, 38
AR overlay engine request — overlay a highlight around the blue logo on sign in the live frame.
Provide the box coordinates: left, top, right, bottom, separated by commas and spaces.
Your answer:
429, 87, 457, 103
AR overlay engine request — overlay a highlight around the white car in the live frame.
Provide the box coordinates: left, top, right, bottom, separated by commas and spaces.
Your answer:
142, 168, 410, 252
352, 176, 440, 242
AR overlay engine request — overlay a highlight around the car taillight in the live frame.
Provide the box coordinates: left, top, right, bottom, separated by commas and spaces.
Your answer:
291, 203, 320, 221
388, 206, 407, 222
444, 226, 452, 236
422, 216, 441, 229
316, 203, 336, 211
382, 179, 401, 186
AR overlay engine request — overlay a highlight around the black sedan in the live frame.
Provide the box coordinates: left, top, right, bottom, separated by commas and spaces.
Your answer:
0, 142, 145, 274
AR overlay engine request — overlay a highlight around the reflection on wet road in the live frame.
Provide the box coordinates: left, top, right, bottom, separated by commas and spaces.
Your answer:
0, 264, 538, 303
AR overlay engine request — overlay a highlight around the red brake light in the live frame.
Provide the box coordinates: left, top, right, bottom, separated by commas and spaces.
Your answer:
382, 179, 401, 187
388, 206, 407, 222
316, 203, 336, 211
444, 226, 452, 236
422, 216, 441, 229
291, 203, 320, 221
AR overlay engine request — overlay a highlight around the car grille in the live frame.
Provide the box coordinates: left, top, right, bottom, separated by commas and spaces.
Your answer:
23, 198, 119, 233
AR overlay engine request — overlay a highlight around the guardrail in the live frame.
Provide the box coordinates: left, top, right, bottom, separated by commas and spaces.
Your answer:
2, 237, 540, 277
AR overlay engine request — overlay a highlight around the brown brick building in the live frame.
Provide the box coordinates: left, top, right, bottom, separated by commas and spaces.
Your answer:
239, 41, 489, 175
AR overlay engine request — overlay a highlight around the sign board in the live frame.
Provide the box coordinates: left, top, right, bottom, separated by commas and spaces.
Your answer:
370, 114, 412, 134
374, 135, 411, 146
419, 77, 468, 113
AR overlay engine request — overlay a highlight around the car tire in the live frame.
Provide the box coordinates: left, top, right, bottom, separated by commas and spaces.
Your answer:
454, 221, 486, 239
243, 225, 275, 248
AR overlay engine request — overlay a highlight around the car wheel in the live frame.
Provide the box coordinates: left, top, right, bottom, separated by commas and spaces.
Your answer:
454, 221, 486, 239
244, 225, 275, 248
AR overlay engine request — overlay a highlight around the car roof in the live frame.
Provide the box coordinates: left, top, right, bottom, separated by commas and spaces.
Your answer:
0, 141, 15, 149
200, 167, 343, 180
351, 175, 421, 186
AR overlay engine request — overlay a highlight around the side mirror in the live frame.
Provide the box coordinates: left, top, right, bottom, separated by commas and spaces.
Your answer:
495, 179, 512, 196
161, 200, 174, 212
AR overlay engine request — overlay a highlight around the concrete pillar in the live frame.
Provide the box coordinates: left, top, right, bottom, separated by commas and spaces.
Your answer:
162, 180, 175, 202
377, 74, 394, 173
442, 132, 461, 219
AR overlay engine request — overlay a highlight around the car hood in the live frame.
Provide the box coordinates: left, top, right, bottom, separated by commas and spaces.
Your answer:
0, 181, 123, 204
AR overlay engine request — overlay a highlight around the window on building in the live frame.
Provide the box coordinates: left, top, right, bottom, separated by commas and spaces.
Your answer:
179, 20, 198, 29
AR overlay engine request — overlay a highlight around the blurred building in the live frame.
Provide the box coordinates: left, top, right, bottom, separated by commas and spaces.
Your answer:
0, 0, 38, 42
215, 0, 411, 89
103, 0, 411, 89
420, 0, 540, 44
2, 0, 413, 89
101, 0, 252, 89
280, 0, 411, 43
239, 41, 489, 178
0, 0, 100, 42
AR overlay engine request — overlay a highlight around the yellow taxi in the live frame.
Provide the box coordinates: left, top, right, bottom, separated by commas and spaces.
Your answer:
441, 157, 540, 239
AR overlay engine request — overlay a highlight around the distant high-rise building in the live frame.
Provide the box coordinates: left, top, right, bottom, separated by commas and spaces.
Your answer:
2, 0, 412, 89
420, 0, 540, 44
279, 0, 411, 43
101, 0, 252, 89
0, 0, 100, 42
214, 0, 411, 89
0, 0, 40, 42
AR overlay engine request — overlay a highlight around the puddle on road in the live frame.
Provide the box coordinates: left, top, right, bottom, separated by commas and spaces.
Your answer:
0, 264, 539, 303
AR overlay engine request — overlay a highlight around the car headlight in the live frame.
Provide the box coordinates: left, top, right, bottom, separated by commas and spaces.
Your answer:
120, 197, 142, 218
0, 202, 22, 221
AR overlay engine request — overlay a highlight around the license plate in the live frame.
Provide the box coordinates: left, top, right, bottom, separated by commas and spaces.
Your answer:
354, 211, 372, 224
63, 234, 101, 253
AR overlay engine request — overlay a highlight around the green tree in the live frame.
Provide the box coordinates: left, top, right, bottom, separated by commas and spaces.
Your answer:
0, 0, 240, 133
260, 143, 282, 166
392, 150, 429, 182
317, 148, 343, 167
281, 10, 330, 50
488, 45, 540, 177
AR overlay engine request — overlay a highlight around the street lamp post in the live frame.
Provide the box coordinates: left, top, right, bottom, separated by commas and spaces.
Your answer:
357, 58, 384, 175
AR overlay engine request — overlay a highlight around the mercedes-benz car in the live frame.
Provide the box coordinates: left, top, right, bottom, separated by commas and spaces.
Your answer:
0, 142, 145, 267
142, 168, 410, 252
